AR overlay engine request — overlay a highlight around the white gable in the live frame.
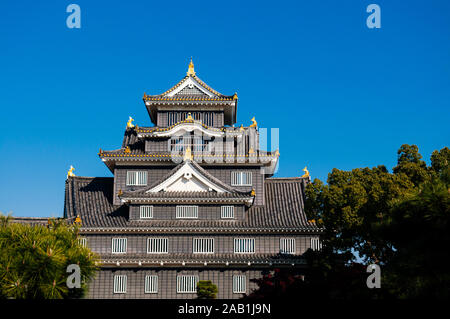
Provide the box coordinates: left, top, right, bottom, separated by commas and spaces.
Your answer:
166, 77, 216, 98
147, 161, 229, 193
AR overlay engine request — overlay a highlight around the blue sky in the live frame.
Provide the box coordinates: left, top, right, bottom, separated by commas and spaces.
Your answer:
0, 0, 449, 217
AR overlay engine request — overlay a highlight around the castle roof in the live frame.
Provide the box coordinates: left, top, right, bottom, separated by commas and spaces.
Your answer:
64, 176, 320, 233
143, 60, 237, 125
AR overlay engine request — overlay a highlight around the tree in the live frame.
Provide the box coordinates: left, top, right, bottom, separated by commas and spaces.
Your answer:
0, 214, 99, 299
249, 144, 449, 299
381, 177, 450, 299
196, 280, 218, 299
393, 144, 429, 187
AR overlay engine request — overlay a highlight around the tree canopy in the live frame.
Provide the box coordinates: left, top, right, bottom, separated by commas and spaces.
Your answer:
0, 215, 99, 299
249, 145, 450, 299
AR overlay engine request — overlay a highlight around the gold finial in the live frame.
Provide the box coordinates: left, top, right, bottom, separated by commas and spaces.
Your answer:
248, 147, 255, 154
239, 124, 245, 132
251, 189, 256, 196
249, 117, 257, 128
143, 92, 147, 99
187, 58, 196, 76
274, 149, 280, 156
186, 112, 194, 121
183, 147, 193, 161
301, 166, 310, 178
124, 146, 131, 154
67, 165, 76, 178
127, 116, 135, 129
118, 189, 123, 197
233, 92, 238, 100
74, 215, 82, 225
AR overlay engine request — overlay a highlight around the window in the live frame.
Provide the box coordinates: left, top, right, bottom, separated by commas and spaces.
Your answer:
231, 172, 252, 186
147, 238, 168, 254
126, 171, 147, 186
169, 136, 211, 152
234, 238, 255, 253
311, 238, 322, 251
78, 237, 87, 247
233, 275, 247, 293
167, 112, 214, 126
280, 238, 296, 254
177, 275, 199, 293
112, 238, 127, 254
140, 206, 153, 219
144, 275, 158, 293
193, 238, 214, 254
113, 275, 127, 294
176, 205, 198, 219
221, 206, 234, 219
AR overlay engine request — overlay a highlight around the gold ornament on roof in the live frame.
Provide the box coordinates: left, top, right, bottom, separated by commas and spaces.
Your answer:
74, 215, 82, 225
67, 165, 76, 178
118, 189, 123, 197
251, 189, 256, 196
249, 117, 257, 128
127, 116, 135, 129
183, 147, 193, 161
301, 166, 310, 178
124, 146, 131, 154
186, 112, 194, 121
233, 92, 238, 100
187, 58, 196, 76
248, 147, 255, 154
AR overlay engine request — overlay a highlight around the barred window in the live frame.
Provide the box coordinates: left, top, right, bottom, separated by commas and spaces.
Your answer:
78, 237, 87, 248
221, 206, 234, 219
231, 172, 252, 186
112, 238, 127, 254
147, 238, 168, 254
233, 275, 247, 293
140, 205, 154, 219
144, 275, 158, 293
176, 205, 198, 219
113, 275, 127, 294
280, 238, 296, 254
177, 275, 199, 293
126, 171, 148, 186
234, 238, 255, 253
311, 238, 322, 251
193, 238, 214, 254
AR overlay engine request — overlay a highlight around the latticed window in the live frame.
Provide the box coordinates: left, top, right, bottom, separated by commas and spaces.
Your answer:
193, 238, 214, 254
233, 275, 247, 293
176, 206, 198, 219
311, 238, 322, 251
111, 238, 127, 254
280, 238, 296, 254
176, 275, 199, 293
169, 136, 211, 152
144, 275, 158, 293
221, 206, 234, 219
231, 171, 252, 186
113, 275, 127, 294
147, 238, 168, 254
78, 237, 87, 247
234, 238, 255, 253
140, 206, 153, 219
126, 171, 147, 186
167, 111, 214, 126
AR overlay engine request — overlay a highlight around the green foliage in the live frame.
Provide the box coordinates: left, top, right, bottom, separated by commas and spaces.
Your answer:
196, 280, 218, 299
300, 144, 450, 299
0, 214, 99, 299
